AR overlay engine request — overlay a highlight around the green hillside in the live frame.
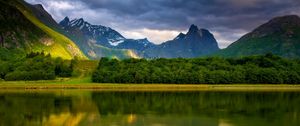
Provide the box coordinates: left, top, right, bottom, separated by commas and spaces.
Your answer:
25, 4, 137, 60
215, 15, 300, 58
0, 0, 87, 60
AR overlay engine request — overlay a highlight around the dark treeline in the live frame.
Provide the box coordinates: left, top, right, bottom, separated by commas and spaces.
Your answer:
92, 53, 300, 84
0, 52, 75, 81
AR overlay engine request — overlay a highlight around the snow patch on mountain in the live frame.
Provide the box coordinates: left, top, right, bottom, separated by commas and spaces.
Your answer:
109, 39, 125, 46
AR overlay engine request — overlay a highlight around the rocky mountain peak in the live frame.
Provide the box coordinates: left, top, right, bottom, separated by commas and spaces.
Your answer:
174, 33, 186, 40
63, 16, 70, 22
59, 16, 70, 27
188, 24, 199, 33
185, 24, 212, 39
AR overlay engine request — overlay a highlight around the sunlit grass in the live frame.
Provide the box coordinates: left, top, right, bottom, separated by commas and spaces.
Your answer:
0, 80, 300, 92
93, 44, 134, 59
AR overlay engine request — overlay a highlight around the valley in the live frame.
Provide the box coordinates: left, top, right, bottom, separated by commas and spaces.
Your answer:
1, 0, 300, 84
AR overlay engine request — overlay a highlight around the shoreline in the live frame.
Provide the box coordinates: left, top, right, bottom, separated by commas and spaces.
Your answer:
0, 82, 300, 91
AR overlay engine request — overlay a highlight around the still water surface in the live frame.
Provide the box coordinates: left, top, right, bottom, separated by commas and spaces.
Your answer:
0, 91, 299, 126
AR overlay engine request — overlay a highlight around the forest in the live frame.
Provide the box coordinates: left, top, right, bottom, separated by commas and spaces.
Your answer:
92, 53, 300, 84
0, 52, 75, 81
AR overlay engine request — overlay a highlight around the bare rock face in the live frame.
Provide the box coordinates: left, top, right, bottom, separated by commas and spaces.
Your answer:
40, 38, 54, 46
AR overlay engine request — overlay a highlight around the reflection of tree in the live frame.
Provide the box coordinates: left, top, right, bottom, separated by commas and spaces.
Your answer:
0, 92, 299, 126
92, 91, 300, 118
0, 33, 3, 47
0, 93, 72, 126
0, 92, 102, 126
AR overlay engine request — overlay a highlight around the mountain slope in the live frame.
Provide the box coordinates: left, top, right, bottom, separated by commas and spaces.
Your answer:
58, 17, 138, 59
0, 0, 87, 60
217, 15, 300, 58
143, 25, 220, 58
60, 17, 126, 47
24, 5, 134, 59
59, 17, 155, 59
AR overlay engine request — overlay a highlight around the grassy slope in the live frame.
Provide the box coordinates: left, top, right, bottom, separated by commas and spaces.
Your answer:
5, 0, 87, 60
214, 21, 300, 58
216, 33, 300, 58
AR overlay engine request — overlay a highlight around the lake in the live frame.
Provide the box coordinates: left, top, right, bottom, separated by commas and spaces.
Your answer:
0, 90, 299, 126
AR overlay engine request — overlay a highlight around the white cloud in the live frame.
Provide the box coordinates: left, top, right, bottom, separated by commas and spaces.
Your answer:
211, 29, 247, 49
25, 0, 87, 21
47, 1, 76, 10
120, 28, 186, 44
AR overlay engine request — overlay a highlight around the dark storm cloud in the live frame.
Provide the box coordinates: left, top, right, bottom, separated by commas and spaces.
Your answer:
78, 0, 300, 30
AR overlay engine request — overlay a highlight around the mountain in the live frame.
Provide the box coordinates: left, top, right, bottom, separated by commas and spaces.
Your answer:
59, 17, 145, 59
143, 24, 220, 58
0, 0, 87, 60
22, 4, 135, 60
117, 38, 155, 53
59, 18, 154, 55
60, 17, 126, 47
217, 15, 300, 58
27, 3, 60, 30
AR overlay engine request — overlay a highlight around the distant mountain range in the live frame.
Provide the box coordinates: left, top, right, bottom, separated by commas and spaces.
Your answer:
59, 17, 154, 58
59, 17, 219, 58
143, 25, 220, 58
1, 0, 300, 59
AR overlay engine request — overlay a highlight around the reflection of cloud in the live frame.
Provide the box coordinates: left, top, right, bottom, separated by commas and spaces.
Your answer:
43, 112, 85, 126
218, 119, 233, 126
127, 114, 137, 124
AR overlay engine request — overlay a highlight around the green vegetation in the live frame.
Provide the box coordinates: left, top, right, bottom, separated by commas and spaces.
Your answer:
216, 33, 300, 58
92, 53, 300, 84
91, 44, 138, 59
0, 0, 87, 60
0, 52, 75, 81
215, 15, 300, 58
64, 31, 138, 60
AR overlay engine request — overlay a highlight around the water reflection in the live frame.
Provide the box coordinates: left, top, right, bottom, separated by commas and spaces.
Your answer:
0, 91, 299, 126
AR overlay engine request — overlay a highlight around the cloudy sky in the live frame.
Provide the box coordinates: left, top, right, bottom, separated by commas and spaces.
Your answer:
25, 0, 300, 48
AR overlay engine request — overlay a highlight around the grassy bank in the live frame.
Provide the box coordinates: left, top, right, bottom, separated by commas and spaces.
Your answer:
1, 80, 300, 91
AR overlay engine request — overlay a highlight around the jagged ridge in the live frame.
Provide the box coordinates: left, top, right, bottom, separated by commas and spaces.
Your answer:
143, 24, 220, 58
